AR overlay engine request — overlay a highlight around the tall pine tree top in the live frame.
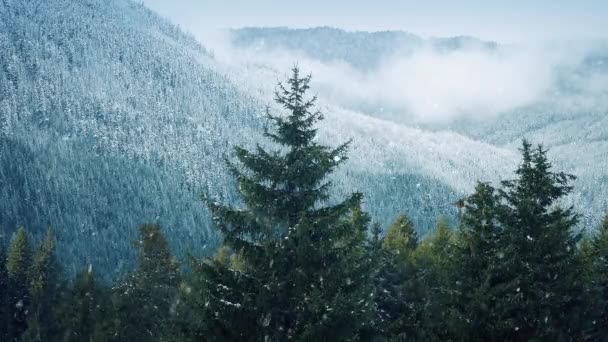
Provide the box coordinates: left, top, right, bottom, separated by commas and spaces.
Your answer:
28, 228, 57, 300
7, 227, 30, 282
197, 67, 371, 341
383, 214, 418, 258
209, 66, 360, 257
493, 140, 581, 340
592, 213, 608, 255
460, 182, 500, 259
501, 140, 576, 227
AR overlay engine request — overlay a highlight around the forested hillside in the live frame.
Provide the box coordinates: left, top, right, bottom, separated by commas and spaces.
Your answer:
228, 27, 608, 228
1, 68, 607, 341
0, 0, 270, 276
0, 0, 489, 277
2, 0, 607, 340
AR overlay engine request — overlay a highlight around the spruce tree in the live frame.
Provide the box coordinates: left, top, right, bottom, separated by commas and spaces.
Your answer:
190, 67, 372, 341
451, 182, 501, 340
383, 214, 418, 262
23, 228, 63, 341
6, 226, 32, 341
577, 235, 597, 339
412, 216, 457, 340
492, 140, 582, 340
374, 214, 421, 340
586, 214, 608, 339
56, 268, 110, 342
111, 224, 180, 341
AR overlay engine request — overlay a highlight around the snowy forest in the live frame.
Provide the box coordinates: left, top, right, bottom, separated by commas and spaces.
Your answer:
2, 68, 608, 341
2, 0, 608, 340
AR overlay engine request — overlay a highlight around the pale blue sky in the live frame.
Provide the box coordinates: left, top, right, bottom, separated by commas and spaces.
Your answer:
141, 0, 608, 43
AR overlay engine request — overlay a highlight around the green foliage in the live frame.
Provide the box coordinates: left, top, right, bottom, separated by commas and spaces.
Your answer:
490, 141, 582, 340
6, 227, 32, 340
410, 217, 457, 340
23, 228, 64, 342
583, 214, 608, 339
450, 182, 502, 340
383, 214, 418, 262
0, 71, 606, 342
186, 67, 373, 341
414, 216, 454, 276
54, 269, 111, 342
109, 224, 180, 341
28, 228, 57, 302
373, 214, 423, 340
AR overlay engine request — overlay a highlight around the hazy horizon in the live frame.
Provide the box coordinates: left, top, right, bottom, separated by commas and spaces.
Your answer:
141, 0, 608, 44
137, 1, 608, 124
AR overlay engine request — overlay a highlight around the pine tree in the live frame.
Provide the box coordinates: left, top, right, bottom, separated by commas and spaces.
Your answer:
23, 228, 63, 341
577, 234, 597, 339
451, 182, 502, 340
6, 226, 32, 341
412, 216, 457, 340
383, 214, 418, 262
55, 268, 110, 342
586, 214, 608, 339
110, 224, 180, 341
190, 67, 372, 341
374, 214, 421, 340
492, 140, 582, 340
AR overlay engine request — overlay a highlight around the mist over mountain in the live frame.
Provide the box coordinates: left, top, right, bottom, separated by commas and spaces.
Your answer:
218, 26, 608, 224
230, 27, 498, 70
0, 0, 490, 277
227, 27, 608, 122
0, 0, 606, 279
2, 1, 608, 340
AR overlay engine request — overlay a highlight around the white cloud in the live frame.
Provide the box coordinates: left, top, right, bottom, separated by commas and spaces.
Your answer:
206, 31, 607, 123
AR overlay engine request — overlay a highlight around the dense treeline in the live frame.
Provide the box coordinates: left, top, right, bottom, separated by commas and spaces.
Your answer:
2, 69, 607, 341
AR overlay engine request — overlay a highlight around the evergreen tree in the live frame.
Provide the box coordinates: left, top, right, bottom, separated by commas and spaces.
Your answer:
372, 214, 420, 339
412, 216, 457, 341
585, 214, 608, 339
110, 224, 180, 341
383, 214, 418, 262
577, 234, 597, 336
55, 268, 110, 342
6, 226, 32, 341
451, 182, 502, 341
492, 140, 582, 340
23, 228, 63, 341
189, 67, 372, 341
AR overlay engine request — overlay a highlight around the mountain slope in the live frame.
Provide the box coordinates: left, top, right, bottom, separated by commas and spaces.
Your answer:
0, 0, 267, 277
0, 0, 487, 277
226, 27, 608, 228
5, 2, 600, 278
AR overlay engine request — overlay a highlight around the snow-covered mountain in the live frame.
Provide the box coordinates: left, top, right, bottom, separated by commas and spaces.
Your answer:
1, 1, 605, 276
0, 0, 269, 276
0, 0, 481, 277
230, 27, 497, 70
225, 27, 608, 227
